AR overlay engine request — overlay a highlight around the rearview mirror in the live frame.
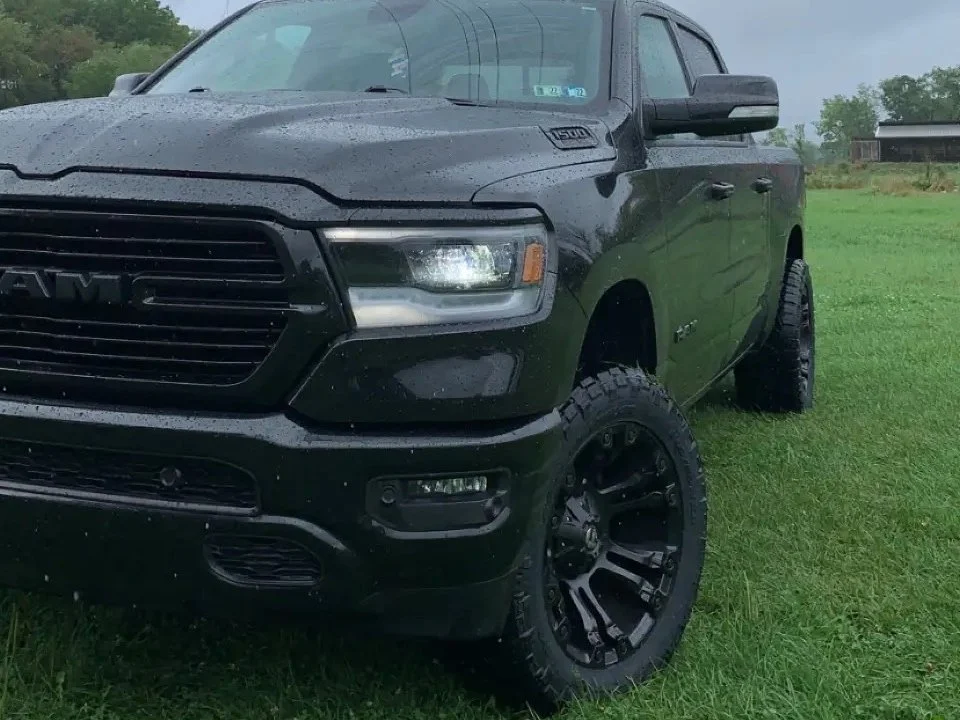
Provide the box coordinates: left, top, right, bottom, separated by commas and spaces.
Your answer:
109, 72, 151, 97
643, 74, 779, 138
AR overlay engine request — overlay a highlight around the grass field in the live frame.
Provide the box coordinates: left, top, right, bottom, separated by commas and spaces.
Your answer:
1, 189, 959, 719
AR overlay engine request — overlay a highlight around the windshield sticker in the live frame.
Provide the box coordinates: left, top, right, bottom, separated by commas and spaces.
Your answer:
389, 48, 409, 79
534, 85, 587, 99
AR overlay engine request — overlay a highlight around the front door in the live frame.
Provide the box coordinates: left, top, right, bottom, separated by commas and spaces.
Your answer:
647, 144, 734, 401
635, 12, 736, 401
669, 18, 773, 368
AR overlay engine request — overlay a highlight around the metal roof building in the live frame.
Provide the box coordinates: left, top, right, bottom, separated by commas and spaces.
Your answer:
875, 121, 960, 163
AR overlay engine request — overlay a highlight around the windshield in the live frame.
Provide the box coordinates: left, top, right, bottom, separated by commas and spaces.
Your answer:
145, 0, 610, 108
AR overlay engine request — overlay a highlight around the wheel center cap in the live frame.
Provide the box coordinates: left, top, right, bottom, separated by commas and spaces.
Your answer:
583, 524, 600, 551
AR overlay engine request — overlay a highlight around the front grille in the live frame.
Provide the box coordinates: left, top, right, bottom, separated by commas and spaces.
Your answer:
0, 212, 289, 386
205, 536, 323, 587
0, 439, 257, 510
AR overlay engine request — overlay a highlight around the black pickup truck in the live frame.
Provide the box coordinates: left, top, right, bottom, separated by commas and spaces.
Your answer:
0, 0, 813, 710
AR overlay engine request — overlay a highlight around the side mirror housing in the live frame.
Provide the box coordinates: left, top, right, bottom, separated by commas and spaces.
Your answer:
643, 74, 779, 137
109, 72, 151, 97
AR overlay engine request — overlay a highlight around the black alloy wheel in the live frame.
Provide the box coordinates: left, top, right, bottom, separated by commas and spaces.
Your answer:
494, 368, 707, 713
545, 421, 682, 668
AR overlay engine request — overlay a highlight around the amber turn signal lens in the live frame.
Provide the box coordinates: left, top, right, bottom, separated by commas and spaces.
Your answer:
522, 243, 545, 284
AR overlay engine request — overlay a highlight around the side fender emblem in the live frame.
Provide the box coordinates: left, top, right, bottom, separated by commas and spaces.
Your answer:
544, 126, 599, 150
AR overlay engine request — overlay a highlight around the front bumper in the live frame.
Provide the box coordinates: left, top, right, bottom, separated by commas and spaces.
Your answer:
0, 399, 562, 639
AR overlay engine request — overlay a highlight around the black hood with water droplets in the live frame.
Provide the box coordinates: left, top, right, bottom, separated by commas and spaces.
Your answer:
0, 92, 616, 203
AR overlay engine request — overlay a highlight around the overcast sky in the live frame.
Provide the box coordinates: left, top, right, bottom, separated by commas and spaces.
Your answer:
166, 0, 960, 131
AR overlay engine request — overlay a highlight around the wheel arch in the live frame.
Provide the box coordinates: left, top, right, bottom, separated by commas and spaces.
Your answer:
786, 225, 804, 262
574, 279, 659, 386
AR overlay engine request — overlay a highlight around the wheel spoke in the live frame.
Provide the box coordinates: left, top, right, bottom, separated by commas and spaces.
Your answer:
598, 469, 658, 498
563, 579, 605, 653
595, 557, 657, 605
564, 496, 593, 525
597, 469, 663, 513
577, 580, 625, 643
607, 490, 668, 514
607, 542, 677, 572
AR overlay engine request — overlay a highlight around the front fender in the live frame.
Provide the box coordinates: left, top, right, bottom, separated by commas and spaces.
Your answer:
474, 163, 670, 373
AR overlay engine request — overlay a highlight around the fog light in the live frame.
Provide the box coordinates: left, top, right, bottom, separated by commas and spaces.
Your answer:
408, 475, 488, 498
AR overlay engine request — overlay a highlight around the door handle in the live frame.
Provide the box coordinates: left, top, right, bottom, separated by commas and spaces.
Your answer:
709, 182, 736, 200
752, 177, 774, 194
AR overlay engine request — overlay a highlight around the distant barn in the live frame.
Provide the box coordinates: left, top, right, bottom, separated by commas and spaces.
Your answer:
853, 121, 960, 163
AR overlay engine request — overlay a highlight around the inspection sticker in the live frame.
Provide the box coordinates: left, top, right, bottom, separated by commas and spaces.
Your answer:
534, 85, 587, 99
389, 48, 409, 79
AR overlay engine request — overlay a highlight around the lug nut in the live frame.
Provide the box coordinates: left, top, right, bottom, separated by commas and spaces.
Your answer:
666, 487, 680, 508
600, 431, 614, 449
380, 486, 397, 506
656, 453, 669, 475
157, 466, 182, 489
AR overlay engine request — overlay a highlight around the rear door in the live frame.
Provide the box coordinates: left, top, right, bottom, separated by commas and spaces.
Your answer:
634, 10, 735, 401
673, 22, 772, 360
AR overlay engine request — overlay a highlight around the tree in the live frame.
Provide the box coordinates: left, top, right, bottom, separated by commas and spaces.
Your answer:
0, 0, 193, 107
928, 66, 960, 121
0, 0, 83, 29
69, 0, 190, 49
791, 123, 819, 167
0, 14, 43, 109
816, 84, 879, 159
763, 127, 790, 147
880, 74, 938, 122
762, 125, 819, 166
31, 25, 100, 101
880, 66, 960, 122
67, 41, 174, 98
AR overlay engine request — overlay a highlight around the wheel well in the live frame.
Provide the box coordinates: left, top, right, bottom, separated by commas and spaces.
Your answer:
575, 281, 657, 386
787, 226, 804, 261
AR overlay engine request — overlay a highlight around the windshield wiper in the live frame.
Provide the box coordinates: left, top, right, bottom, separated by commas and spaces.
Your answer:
363, 85, 409, 94
188, 87, 210, 93
444, 97, 486, 107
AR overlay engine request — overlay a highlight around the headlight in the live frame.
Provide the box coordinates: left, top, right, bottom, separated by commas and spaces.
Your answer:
326, 225, 548, 329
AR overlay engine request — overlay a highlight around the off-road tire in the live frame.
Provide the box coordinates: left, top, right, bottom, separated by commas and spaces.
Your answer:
735, 259, 816, 413
494, 368, 707, 714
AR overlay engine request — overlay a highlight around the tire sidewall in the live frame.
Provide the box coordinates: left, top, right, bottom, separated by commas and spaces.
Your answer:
800, 262, 816, 409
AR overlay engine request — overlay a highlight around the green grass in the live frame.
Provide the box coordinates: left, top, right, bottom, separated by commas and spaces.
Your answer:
1, 190, 959, 719
808, 162, 960, 193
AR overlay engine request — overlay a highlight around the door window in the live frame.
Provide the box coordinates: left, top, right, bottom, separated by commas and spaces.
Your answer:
636, 15, 689, 99
676, 26, 722, 79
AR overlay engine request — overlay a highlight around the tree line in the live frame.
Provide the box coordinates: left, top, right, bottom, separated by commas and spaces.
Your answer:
766, 66, 960, 164
0, 0, 195, 108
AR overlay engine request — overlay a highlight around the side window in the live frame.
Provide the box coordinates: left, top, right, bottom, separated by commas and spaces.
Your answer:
675, 25, 745, 143
636, 15, 689, 99
676, 26, 722, 80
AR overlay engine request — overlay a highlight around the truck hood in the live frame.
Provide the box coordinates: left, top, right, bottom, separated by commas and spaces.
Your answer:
0, 92, 616, 204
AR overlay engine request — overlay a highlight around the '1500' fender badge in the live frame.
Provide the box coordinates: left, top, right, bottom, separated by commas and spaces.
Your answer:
544, 126, 599, 150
